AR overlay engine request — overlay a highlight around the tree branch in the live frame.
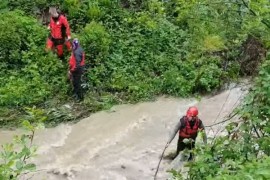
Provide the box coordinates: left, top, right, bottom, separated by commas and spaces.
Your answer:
240, 0, 270, 29
252, 124, 261, 138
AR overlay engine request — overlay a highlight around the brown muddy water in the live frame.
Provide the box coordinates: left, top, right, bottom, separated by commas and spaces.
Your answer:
0, 83, 249, 180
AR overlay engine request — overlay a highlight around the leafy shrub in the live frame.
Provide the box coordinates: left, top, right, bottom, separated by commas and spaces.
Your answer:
0, 11, 67, 106
0, 107, 46, 179
202, 35, 226, 52
0, 134, 36, 180
193, 56, 224, 92
79, 21, 111, 66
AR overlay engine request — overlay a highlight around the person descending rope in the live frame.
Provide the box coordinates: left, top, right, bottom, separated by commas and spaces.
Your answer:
166, 106, 207, 160
68, 38, 85, 101
46, 7, 72, 60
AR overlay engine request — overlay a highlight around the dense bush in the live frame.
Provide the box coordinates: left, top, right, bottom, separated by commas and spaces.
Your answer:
0, 11, 68, 106
80, 12, 227, 101
0, 0, 268, 124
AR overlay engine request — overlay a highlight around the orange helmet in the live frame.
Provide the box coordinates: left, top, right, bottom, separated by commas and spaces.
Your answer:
186, 106, 198, 117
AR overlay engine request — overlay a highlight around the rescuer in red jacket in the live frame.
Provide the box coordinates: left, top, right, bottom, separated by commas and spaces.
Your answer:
166, 106, 207, 160
68, 38, 85, 101
46, 7, 72, 59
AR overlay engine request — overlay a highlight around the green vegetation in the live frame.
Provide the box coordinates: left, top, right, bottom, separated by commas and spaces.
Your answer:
0, 0, 270, 179
2, 0, 264, 128
0, 0, 269, 121
0, 107, 45, 179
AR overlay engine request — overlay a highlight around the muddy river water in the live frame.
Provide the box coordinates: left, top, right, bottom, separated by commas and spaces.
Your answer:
0, 83, 249, 180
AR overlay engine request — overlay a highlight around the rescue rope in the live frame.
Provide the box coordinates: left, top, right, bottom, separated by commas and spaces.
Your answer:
205, 87, 245, 129
205, 111, 238, 128
154, 144, 167, 180
213, 88, 232, 123
209, 87, 245, 144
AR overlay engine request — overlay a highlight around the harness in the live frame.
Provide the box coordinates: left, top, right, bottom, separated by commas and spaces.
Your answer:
179, 116, 200, 139
48, 35, 65, 45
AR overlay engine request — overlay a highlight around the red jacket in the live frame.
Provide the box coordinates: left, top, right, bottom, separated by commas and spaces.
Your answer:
49, 15, 71, 39
69, 46, 85, 72
179, 117, 200, 138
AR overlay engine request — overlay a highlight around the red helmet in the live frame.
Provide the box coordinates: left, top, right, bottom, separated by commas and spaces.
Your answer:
186, 106, 198, 117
